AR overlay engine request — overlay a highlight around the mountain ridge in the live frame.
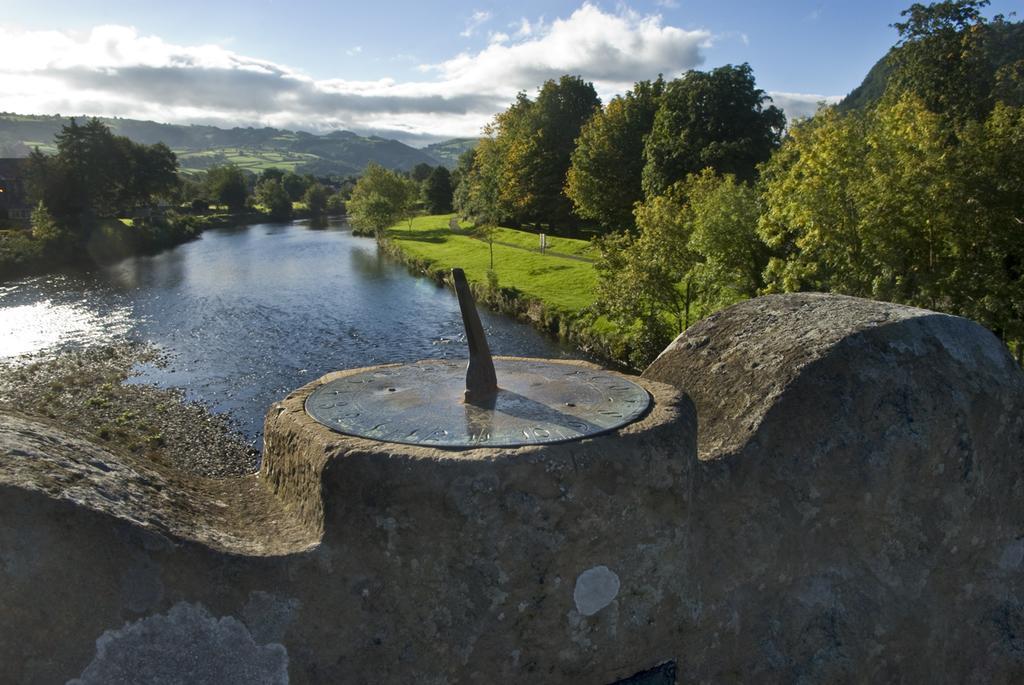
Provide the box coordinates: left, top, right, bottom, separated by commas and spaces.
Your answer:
0, 113, 477, 176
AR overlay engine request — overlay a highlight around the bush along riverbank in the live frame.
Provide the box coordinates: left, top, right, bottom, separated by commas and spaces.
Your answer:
379, 214, 640, 370
0, 213, 203, 282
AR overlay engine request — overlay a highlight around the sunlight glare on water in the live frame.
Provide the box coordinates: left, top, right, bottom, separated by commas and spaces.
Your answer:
0, 299, 132, 358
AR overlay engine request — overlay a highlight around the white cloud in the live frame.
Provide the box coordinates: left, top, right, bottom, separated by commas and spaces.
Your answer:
513, 18, 535, 38
425, 4, 710, 97
0, 6, 716, 144
460, 10, 492, 38
655, 0, 680, 8
767, 91, 842, 121
346, 46, 363, 56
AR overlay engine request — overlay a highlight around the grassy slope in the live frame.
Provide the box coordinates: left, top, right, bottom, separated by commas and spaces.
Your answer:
386, 214, 597, 315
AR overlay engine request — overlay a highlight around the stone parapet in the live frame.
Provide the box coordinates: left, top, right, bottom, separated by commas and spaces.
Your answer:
2, 294, 1022, 682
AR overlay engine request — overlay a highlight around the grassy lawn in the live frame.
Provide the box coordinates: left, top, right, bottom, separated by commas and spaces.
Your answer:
386, 214, 598, 315
488, 226, 597, 259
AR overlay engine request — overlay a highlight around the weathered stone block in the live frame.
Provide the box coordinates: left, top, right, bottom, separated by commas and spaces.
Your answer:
644, 293, 1024, 682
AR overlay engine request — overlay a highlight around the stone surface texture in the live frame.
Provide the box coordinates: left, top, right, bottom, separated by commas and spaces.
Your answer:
0, 295, 1022, 683
1, 359, 693, 684
643, 293, 1024, 683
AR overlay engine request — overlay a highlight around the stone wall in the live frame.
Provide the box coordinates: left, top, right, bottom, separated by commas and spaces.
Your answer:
1, 294, 1022, 682
643, 293, 1024, 682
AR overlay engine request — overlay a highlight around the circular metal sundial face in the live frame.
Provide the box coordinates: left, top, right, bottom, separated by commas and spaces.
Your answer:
305, 359, 651, 448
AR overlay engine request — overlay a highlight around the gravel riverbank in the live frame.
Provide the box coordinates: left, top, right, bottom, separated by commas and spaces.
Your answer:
0, 344, 258, 478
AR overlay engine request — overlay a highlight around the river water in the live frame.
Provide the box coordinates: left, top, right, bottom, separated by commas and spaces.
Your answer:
0, 219, 579, 441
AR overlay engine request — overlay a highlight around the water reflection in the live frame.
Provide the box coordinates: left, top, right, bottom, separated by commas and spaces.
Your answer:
349, 242, 389, 280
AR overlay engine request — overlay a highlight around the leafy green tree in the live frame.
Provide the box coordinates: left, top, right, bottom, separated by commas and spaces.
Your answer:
347, 163, 413, 236
943, 101, 1024, 339
566, 77, 664, 233
411, 163, 434, 183
119, 140, 178, 209
683, 169, 766, 310
594, 189, 695, 368
30, 201, 62, 242
25, 118, 178, 220
303, 182, 329, 216
757, 107, 873, 295
255, 178, 292, 220
259, 167, 286, 184
594, 169, 765, 367
326, 192, 346, 215
423, 166, 454, 214
453, 141, 507, 228
281, 172, 310, 202
642, 64, 785, 196
206, 165, 249, 211
887, 0, 1023, 121
759, 94, 1024, 340
498, 76, 601, 229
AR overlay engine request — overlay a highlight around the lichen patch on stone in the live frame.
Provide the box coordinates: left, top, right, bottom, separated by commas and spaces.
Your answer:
70, 601, 288, 685
574, 565, 621, 616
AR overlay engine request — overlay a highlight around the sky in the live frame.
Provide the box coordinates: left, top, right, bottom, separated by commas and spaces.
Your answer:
0, 0, 1020, 146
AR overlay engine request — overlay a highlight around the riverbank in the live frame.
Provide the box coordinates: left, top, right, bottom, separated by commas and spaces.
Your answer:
382, 214, 636, 369
0, 344, 257, 478
0, 208, 334, 283
0, 214, 204, 282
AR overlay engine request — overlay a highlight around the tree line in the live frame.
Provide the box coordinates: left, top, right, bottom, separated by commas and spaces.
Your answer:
439, 0, 1023, 367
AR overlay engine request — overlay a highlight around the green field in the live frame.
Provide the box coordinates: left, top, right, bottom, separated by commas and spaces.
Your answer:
22, 141, 57, 154
176, 147, 320, 173
386, 214, 598, 315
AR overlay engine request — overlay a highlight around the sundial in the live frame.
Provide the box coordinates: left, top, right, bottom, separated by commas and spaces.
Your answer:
305, 268, 651, 448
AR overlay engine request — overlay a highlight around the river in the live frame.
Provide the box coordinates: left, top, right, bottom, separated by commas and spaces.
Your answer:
0, 219, 580, 441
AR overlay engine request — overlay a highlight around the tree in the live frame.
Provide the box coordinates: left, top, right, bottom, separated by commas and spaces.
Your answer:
642, 64, 785, 196
347, 163, 413, 236
453, 143, 506, 228
682, 169, 765, 311
566, 77, 664, 233
594, 188, 696, 368
594, 170, 765, 367
303, 182, 329, 216
411, 163, 434, 183
423, 166, 454, 214
757, 107, 874, 295
326, 192, 346, 215
255, 178, 292, 220
758, 94, 1024, 340
206, 165, 249, 211
30, 201, 62, 242
25, 118, 179, 221
498, 76, 601, 229
887, 0, 1021, 121
119, 141, 178, 209
281, 172, 310, 202
259, 167, 286, 184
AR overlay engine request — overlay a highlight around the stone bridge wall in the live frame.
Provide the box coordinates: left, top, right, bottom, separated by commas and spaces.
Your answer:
1, 293, 1022, 683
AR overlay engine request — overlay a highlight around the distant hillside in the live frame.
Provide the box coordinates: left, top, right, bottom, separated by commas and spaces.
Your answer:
422, 138, 479, 167
839, 21, 1024, 112
0, 114, 470, 176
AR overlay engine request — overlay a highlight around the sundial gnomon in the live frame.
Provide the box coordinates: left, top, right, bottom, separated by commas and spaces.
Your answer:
305, 268, 650, 447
